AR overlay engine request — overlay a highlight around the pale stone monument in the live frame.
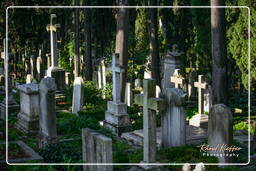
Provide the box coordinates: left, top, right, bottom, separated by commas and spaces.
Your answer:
125, 82, 133, 106
208, 104, 233, 163
30, 55, 37, 78
189, 75, 208, 128
187, 68, 197, 101
103, 53, 130, 135
72, 77, 84, 115
65, 72, 71, 87
15, 83, 39, 134
161, 44, 182, 89
38, 77, 57, 148
133, 79, 165, 170
82, 128, 113, 171
26, 74, 33, 84
161, 88, 186, 147
134, 78, 142, 89
46, 14, 65, 93
97, 58, 106, 89
203, 85, 212, 113
193, 163, 205, 171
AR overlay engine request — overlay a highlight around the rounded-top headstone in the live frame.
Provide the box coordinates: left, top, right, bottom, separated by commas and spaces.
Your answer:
39, 77, 56, 92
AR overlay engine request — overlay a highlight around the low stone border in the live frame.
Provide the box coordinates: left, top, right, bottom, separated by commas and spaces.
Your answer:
0, 141, 43, 163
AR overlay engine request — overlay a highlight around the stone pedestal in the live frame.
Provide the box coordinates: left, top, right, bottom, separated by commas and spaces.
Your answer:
103, 101, 130, 135
15, 83, 39, 134
161, 88, 186, 147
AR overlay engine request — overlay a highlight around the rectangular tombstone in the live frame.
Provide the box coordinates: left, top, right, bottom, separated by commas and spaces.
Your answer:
125, 82, 133, 106
208, 104, 233, 163
15, 83, 39, 134
72, 77, 84, 115
82, 128, 113, 171
38, 77, 57, 148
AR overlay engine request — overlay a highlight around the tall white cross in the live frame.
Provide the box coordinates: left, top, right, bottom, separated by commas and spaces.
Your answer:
111, 53, 124, 103
194, 75, 207, 114
46, 14, 60, 67
170, 69, 184, 88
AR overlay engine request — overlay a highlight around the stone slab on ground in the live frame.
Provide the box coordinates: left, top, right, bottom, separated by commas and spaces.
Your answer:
121, 125, 208, 148
0, 141, 43, 163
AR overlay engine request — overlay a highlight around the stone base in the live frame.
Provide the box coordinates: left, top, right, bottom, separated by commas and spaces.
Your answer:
15, 112, 39, 135
0, 101, 19, 120
104, 101, 130, 135
189, 114, 208, 128
46, 66, 66, 92
38, 132, 58, 148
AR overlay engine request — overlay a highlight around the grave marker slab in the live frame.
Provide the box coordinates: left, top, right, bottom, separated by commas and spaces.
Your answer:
38, 77, 57, 148
82, 128, 113, 171
72, 77, 84, 115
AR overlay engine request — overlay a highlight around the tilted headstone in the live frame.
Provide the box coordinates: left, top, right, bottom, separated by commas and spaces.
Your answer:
161, 88, 186, 147
161, 44, 182, 89
189, 75, 208, 128
134, 79, 165, 164
46, 14, 65, 92
103, 53, 130, 135
170, 69, 184, 88
38, 77, 57, 148
125, 82, 133, 106
15, 83, 39, 134
26, 74, 33, 84
72, 77, 84, 115
208, 104, 233, 163
82, 128, 113, 171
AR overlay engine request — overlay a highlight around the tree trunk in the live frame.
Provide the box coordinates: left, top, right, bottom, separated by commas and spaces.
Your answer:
115, 0, 129, 102
211, 0, 228, 104
84, 0, 92, 80
74, 0, 80, 78
148, 0, 161, 86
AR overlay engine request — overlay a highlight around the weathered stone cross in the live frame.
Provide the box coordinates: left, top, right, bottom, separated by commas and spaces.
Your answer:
46, 14, 60, 67
111, 53, 124, 103
194, 75, 207, 114
134, 79, 165, 163
170, 69, 184, 88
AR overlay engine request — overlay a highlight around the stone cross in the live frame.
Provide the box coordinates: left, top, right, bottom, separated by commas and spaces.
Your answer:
194, 75, 207, 114
111, 53, 124, 103
46, 14, 60, 67
134, 79, 165, 163
38, 77, 57, 148
82, 128, 113, 171
170, 69, 184, 88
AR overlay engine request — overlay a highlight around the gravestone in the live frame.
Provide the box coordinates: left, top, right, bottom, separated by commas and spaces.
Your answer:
36, 49, 43, 80
208, 104, 233, 163
15, 83, 39, 134
170, 69, 184, 88
30, 55, 37, 78
97, 58, 106, 90
203, 85, 212, 113
155, 85, 161, 98
104, 54, 130, 135
193, 163, 205, 171
133, 79, 165, 170
46, 14, 65, 93
38, 77, 57, 148
182, 163, 191, 171
134, 78, 142, 89
26, 74, 33, 84
72, 77, 84, 115
161, 44, 182, 89
65, 72, 71, 87
125, 82, 133, 106
161, 88, 186, 147
187, 68, 197, 101
189, 75, 208, 128
82, 128, 113, 171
